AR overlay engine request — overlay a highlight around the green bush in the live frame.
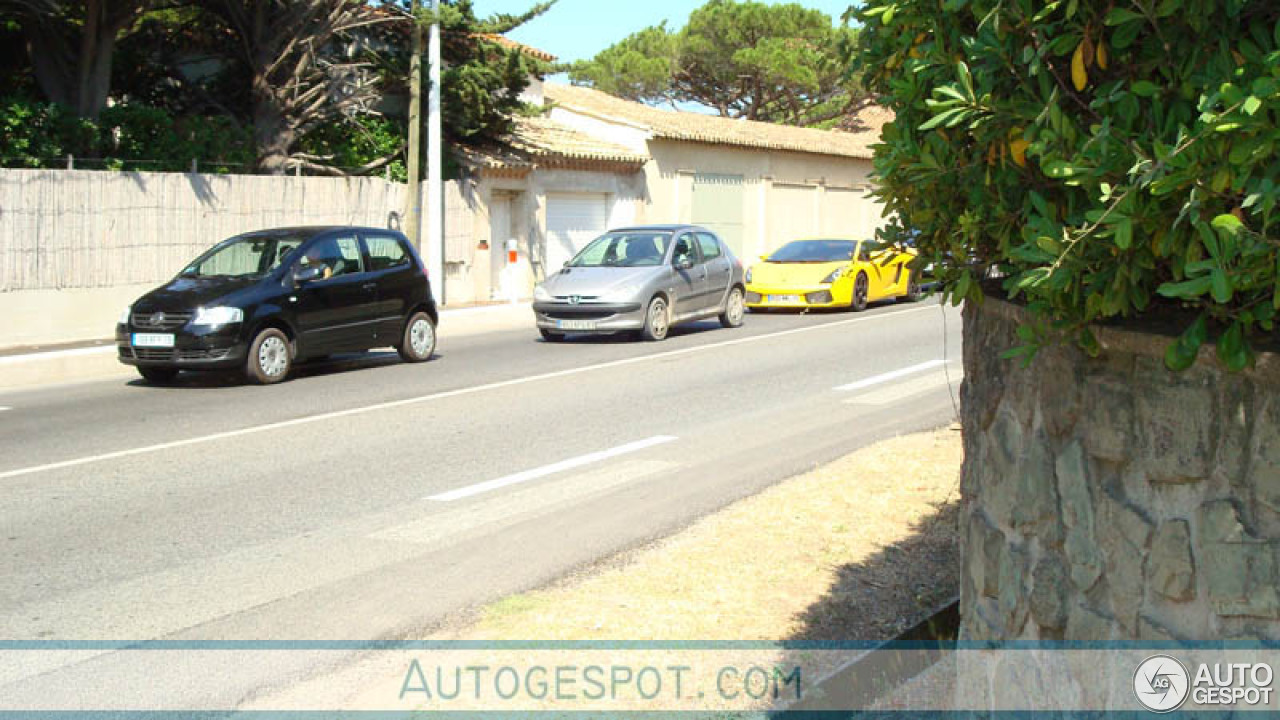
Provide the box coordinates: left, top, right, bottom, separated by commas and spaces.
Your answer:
856, 0, 1280, 370
0, 96, 255, 172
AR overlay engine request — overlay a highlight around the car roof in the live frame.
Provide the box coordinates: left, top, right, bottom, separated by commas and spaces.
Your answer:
607, 224, 712, 234
238, 226, 405, 238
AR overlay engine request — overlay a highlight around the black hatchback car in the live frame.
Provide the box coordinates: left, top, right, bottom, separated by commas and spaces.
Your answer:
117, 226, 438, 384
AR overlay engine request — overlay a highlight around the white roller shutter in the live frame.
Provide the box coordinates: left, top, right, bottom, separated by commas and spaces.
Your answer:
823, 186, 884, 240
546, 192, 608, 271
767, 183, 819, 252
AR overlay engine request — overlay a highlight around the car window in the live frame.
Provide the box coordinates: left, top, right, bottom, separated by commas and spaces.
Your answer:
673, 233, 700, 265
365, 234, 410, 271
695, 233, 721, 261
569, 233, 671, 267
300, 235, 364, 279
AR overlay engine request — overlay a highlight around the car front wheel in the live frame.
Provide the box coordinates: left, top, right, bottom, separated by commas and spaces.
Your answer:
641, 296, 670, 341
246, 328, 292, 384
398, 312, 436, 363
849, 273, 869, 312
539, 328, 565, 342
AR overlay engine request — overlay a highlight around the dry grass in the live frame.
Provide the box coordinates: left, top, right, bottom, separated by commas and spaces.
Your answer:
435, 427, 963, 644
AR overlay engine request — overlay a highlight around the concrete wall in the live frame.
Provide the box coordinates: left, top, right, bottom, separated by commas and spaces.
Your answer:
0, 169, 473, 347
960, 297, 1280, 646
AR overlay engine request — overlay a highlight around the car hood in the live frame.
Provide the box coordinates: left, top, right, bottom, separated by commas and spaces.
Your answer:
750, 261, 848, 286
133, 275, 261, 311
540, 266, 661, 298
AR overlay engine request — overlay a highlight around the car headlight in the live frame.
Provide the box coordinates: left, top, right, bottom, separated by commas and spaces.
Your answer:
597, 284, 642, 303
118, 305, 132, 324
533, 284, 552, 302
745, 267, 753, 283
821, 270, 843, 284
192, 306, 244, 326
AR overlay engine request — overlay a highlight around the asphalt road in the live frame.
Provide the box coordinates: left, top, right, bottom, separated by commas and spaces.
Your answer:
0, 298, 963, 710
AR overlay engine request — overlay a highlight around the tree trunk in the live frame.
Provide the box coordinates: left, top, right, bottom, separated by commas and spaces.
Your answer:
252, 90, 294, 174
20, 0, 142, 119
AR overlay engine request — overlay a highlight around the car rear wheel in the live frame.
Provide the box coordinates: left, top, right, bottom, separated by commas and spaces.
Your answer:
539, 328, 565, 342
849, 273, 869, 312
904, 271, 923, 302
641, 296, 669, 341
137, 367, 179, 384
719, 287, 745, 328
246, 328, 292, 384
398, 312, 436, 363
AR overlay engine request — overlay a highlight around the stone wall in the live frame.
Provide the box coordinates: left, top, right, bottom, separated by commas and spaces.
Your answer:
960, 297, 1280, 643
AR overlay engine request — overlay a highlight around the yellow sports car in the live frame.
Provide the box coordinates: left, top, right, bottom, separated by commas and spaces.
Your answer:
745, 238, 922, 311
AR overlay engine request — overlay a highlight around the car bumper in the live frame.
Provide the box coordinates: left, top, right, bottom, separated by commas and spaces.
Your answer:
744, 284, 847, 309
533, 301, 645, 332
115, 324, 248, 369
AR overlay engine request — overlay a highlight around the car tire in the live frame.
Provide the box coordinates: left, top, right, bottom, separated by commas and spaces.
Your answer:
640, 296, 670, 341
539, 328, 565, 342
719, 287, 745, 328
398, 312, 436, 363
904, 271, 923, 302
137, 367, 179, 384
246, 327, 292, 384
849, 272, 870, 312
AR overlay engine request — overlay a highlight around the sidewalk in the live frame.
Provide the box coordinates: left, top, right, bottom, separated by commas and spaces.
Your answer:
0, 301, 533, 392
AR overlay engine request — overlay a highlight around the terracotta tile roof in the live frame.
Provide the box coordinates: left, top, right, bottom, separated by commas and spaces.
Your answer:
476, 34, 556, 62
507, 115, 648, 165
544, 83, 890, 160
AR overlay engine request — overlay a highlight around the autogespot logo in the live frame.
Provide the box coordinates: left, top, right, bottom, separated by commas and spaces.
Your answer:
1134, 655, 1190, 713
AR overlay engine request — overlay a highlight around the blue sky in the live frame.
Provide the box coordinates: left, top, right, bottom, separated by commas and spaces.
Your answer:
472, 0, 858, 65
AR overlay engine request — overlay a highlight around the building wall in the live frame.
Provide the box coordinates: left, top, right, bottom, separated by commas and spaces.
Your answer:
639, 140, 881, 259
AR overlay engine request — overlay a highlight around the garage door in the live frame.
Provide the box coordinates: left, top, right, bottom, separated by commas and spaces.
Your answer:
691, 173, 745, 257
767, 183, 818, 252
546, 192, 608, 272
823, 186, 878, 239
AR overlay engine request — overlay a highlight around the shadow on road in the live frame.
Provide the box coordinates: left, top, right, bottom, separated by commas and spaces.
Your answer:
124, 350, 427, 389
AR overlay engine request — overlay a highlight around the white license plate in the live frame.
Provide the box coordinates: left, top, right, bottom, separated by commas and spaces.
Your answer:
557, 319, 597, 331
132, 333, 175, 348
768, 294, 802, 303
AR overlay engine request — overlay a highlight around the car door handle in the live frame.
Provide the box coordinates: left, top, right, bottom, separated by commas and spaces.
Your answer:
362, 282, 377, 290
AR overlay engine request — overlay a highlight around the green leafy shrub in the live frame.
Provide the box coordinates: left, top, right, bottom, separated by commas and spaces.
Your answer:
0, 96, 254, 172
856, 0, 1280, 370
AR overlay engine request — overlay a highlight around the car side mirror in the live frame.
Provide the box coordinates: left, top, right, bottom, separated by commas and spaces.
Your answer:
676, 256, 694, 271
293, 265, 323, 286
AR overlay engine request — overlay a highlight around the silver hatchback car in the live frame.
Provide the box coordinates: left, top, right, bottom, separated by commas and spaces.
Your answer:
533, 224, 747, 341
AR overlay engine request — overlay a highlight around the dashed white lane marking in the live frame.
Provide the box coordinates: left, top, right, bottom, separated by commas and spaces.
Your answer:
427, 436, 678, 502
843, 369, 963, 406
0, 304, 936, 482
376, 459, 677, 544
0, 407, 11, 412
832, 359, 946, 392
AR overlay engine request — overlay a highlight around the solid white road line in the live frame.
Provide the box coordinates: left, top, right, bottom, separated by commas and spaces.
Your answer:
427, 436, 678, 502
832, 359, 947, 392
0, 346, 115, 365
0, 304, 938, 482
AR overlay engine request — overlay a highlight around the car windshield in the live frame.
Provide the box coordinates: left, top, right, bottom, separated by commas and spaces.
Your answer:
179, 233, 308, 278
568, 233, 671, 268
769, 240, 859, 263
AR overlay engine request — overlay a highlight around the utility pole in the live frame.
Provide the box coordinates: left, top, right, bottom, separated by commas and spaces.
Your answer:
404, 0, 423, 251
427, 0, 444, 303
